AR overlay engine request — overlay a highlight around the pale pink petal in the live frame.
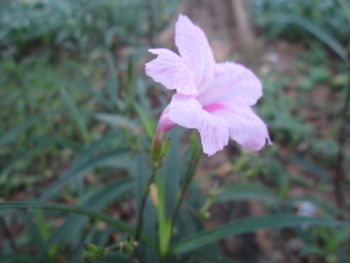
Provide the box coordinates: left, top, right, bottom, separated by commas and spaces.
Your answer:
198, 119, 229, 156
197, 62, 263, 107
212, 104, 271, 151
168, 95, 229, 155
175, 14, 215, 91
145, 48, 198, 95
156, 106, 176, 133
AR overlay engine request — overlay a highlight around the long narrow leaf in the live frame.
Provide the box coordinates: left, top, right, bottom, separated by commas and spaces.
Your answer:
59, 86, 90, 143
0, 110, 58, 146
274, 14, 347, 61
1, 136, 76, 176
173, 214, 342, 254
337, 0, 350, 22
106, 51, 119, 105
40, 148, 130, 201
215, 182, 282, 205
0, 201, 133, 233
39, 179, 134, 256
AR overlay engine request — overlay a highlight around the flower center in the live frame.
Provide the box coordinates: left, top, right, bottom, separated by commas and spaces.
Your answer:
203, 103, 224, 113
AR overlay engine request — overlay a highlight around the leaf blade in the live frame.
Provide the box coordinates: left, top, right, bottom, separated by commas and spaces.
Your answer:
173, 214, 342, 254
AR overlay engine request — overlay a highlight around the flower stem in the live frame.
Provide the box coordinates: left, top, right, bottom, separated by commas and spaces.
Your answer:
134, 130, 168, 242
155, 171, 172, 259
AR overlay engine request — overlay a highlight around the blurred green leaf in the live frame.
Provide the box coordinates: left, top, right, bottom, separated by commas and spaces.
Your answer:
94, 113, 138, 130
39, 179, 134, 257
161, 129, 182, 217
0, 110, 57, 146
173, 215, 342, 254
106, 51, 119, 106
286, 156, 328, 180
130, 99, 154, 140
215, 182, 282, 205
337, 0, 350, 22
1, 136, 76, 176
274, 14, 347, 61
0, 201, 134, 233
40, 147, 130, 201
0, 254, 34, 262
59, 86, 90, 143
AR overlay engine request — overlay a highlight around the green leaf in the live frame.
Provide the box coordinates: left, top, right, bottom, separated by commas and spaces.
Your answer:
94, 113, 138, 130
286, 156, 327, 180
39, 179, 134, 256
40, 147, 130, 201
0, 254, 34, 262
274, 14, 347, 61
59, 86, 90, 143
1, 136, 76, 176
39, 131, 126, 201
193, 250, 238, 263
68, 78, 113, 109
215, 182, 282, 206
106, 51, 119, 105
173, 215, 342, 254
337, 0, 350, 22
0, 201, 134, 234
0, 110, 57, 146
68, 131, 122, 170
161, 129, 182, 217
130, 99, 154, 140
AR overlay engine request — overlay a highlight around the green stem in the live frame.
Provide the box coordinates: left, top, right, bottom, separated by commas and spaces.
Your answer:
155, 172, 172, 259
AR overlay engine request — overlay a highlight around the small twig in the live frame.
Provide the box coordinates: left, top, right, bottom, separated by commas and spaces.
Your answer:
333, 61, 350, 209
0, 217, 18, 252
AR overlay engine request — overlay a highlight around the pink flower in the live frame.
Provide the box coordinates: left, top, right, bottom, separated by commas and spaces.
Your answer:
146, 14, 271, 156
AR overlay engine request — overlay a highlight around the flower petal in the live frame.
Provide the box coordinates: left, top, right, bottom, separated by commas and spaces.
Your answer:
197, 62, 263, 107
156, 106, 176, 133
213, 104, 271, 151
145, 48, 198, 95
168, 94, 229, 156
175, 14, 215, 91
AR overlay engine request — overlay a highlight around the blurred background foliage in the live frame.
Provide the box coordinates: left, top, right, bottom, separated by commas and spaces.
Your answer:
252, 0, 350, 45
1, 0, 350, 262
